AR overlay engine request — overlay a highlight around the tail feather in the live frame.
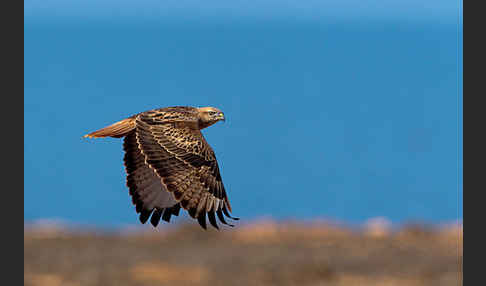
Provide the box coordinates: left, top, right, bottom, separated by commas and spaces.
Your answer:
84, 117, 136, 138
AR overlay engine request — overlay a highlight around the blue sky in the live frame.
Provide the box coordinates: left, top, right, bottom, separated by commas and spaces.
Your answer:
24, 0, 462, 227
25, 0, 458, 23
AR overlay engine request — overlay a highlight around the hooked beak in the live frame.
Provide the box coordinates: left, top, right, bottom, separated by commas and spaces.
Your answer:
218, 112, 225, 122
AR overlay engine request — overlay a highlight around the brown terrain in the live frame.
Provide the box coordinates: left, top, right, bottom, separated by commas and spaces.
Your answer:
24, 219, 462, 286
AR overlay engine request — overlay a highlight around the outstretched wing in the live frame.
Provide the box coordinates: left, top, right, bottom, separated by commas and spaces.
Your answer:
123, 131, 182, 227
133, 109, 237, 230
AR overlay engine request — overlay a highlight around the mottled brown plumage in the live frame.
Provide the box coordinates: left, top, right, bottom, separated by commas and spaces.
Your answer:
84, 106, 237, 230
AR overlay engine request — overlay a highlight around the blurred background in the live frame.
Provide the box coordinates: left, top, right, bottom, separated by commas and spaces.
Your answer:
24, 0, 462, 285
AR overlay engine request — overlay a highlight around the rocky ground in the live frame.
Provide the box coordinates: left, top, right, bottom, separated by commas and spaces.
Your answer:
24, 220, 462, 286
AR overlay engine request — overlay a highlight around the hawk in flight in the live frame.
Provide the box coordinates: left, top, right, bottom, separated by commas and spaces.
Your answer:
84, 106, 238, 230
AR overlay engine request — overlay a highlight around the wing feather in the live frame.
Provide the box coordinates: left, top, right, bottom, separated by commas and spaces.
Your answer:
150, 209, 163, 227
123, 131, 179, 227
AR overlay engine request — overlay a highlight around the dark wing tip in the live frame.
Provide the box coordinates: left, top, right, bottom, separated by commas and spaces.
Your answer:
135, 201, 143, 213
222, 204, 239, 220
207, 210, 219, 230
216, 209, 234, 227
197, 212, 207, 230
162, 208, 173, 223
139, 209, 153, 224
188, 207, 197, 219
171, 204, 181, 216
150, 209, 163, 227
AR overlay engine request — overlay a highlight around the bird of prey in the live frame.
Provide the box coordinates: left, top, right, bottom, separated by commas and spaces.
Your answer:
84, 106, 238, 230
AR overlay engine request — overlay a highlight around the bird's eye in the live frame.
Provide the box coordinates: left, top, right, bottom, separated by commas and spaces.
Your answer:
209, 111, 216, 115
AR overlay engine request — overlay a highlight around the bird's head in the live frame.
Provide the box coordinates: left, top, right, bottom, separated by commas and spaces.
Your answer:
197, 107, 225, 129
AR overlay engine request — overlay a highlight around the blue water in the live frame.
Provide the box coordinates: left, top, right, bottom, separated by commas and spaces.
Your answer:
24, 12, 462, 226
